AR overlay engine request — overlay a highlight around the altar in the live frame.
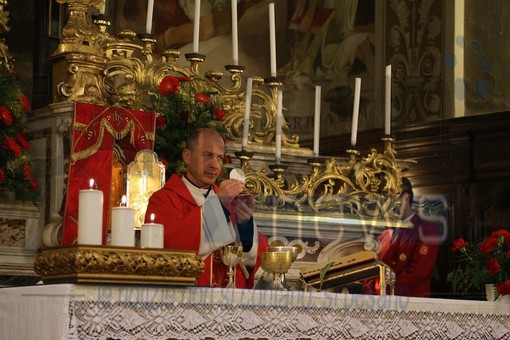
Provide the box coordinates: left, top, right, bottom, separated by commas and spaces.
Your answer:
1, 284, 508, 340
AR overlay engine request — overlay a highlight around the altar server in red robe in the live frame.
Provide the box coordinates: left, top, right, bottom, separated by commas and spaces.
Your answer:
365, 178, 440, 297
146, 128, 268, 288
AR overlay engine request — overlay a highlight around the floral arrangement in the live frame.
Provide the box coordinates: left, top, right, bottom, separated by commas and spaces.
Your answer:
447, 229, 510, 296
0, 69, 39, 203
153, 75, 227, 176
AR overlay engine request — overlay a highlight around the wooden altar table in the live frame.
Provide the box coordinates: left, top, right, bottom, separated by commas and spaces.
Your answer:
0, 284, 509, 340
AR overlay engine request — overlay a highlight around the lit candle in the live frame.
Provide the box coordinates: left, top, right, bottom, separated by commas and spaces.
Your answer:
141, 213, 164, 248
242, 78, 253, 150
269, 2, 277, 77
231, 0, 238, 65
111, 195, 135, 247
99, 0, 106, 15
313, 85, 321, 156
385, 64, 392, 135
351, 77, 361, 147
275, 90, 283, 164
193, 0, 201, 53
78, 179, 103, 245
145, 0, 154, 34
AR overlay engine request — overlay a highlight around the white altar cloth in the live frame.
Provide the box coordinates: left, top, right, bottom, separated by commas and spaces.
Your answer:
1, 283, 509, 340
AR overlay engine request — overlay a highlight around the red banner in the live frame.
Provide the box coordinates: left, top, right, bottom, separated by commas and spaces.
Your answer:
62, 102, 155, 245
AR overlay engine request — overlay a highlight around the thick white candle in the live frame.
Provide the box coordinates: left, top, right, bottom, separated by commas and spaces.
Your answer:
313, 85, 321, 156
78, 179, 103, 245
351, 77, 361, 147
385, 64, 392, 135
275, 90, 283, 164
145, 0, 154, 34
193, 0, 201, 53
111, 206, 135, 247
99, 0, 106, 15
269, 2, 277, 77
242, 78, 253, 149
231, 0, 238, 65
141, 213, 164, 248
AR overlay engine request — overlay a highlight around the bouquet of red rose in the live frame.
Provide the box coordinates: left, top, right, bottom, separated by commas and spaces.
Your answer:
153, 75, 227, 175
448, 229, 510, 296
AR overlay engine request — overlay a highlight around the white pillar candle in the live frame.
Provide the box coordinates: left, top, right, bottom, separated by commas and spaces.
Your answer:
242, 78, 253, 150
99, 0, 106, 15
385, 64, 392, 135
193, 0, 201, 53
231, 0, 239, 65
111, 196, 135, 247
269, 2, 277, 77
145, 0, 154, 34
313, 85, 321, 156
78, 179, 103, 245
141, 213, 164, 248
275, 90, 283, 164
351, 77, 361, 147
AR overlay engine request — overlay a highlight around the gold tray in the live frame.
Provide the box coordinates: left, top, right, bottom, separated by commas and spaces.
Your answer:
33, 245, 204, 286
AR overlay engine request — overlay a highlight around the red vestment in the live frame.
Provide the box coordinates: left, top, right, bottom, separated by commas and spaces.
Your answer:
145, 174, 268, 288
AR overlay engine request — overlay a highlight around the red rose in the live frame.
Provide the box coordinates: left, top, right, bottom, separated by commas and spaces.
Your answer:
194, 93, 212, 105
23, 163, 31, 180
491, 229, 510, 246
16, 132, 31, 150
4, 135, 22, 157
30, 179, 38, 191
158, 76, 181, 95
485, 257, 501, 275
214, 107, 225, 120
479, 236, 498, 254
20, 95, 31, 112
0, 106, 12, 126
497, 279, 510, 296
0, 168, 5, 182
155, 114, 166, 129
452, 238, 469, 252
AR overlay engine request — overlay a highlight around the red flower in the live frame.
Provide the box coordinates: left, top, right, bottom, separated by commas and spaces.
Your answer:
30, 179, 38, 191
16, 132, 31, 150
485, 257, 501, 275
479, 236, 498, 254
178, 76, 190, 83
23, 163, 31, 180
497, 279, 510, 296
155, 114, 166, 129
0, 106, 12, 126
491, 229, 510, 246
194, 93, 212, 105
158, 76, 181, 95
180, 111, 189, 121
452, 238, 469, 252
20, 95, 31, 112
214, 107, 225, 120
4, 135, 21, 157
0, 168, 5, 182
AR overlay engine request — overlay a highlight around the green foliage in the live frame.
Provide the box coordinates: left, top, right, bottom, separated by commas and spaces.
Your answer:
0, 70, 39, 203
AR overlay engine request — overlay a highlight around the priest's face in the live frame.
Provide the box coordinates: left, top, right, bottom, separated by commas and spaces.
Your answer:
183, 130, 225, 188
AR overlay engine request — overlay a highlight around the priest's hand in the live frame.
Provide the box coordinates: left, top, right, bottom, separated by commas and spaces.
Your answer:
216, 179, 244, 206
233, 194, 255, 224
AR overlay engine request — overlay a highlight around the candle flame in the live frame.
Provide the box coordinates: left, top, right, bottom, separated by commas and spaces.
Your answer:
121, 195, 127, 206
150, 213, 155, 222
89, 178, 95, 189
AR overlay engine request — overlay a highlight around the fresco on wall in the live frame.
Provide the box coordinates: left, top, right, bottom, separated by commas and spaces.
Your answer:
113, 0, 377, 148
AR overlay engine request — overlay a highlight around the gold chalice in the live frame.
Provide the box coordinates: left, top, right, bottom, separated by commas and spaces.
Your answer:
267, 246, 299, 290
220, 245, 243, 288
260, 251, 293, 291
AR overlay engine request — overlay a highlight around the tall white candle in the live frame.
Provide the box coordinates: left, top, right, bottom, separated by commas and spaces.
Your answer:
313, 86, 321, 156
231, 0, 239, 65
78, 179, 103, 245
385, 64, 392, 135
275, 90, 283, 164
141, 213, 164, 248
242, 78, 253, 149
269, 2, 277, 77
351, 77, 361, 147
193, 0, 201, 53
145, 0, 154, 34
111, 196, 135, 247
99, 0, 106, 15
